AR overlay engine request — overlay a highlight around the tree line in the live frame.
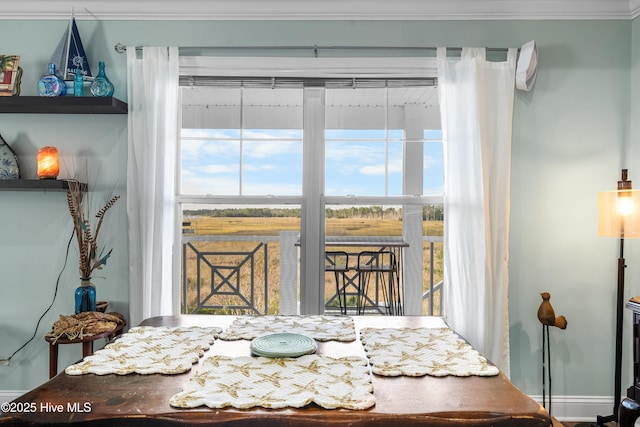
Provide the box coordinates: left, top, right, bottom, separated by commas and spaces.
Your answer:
184, 205, 443, 221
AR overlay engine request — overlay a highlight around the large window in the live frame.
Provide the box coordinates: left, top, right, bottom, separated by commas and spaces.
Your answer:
178, 75, 443, 315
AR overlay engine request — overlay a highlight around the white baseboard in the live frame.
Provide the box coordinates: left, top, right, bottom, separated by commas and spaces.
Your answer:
529, 395, 615, 422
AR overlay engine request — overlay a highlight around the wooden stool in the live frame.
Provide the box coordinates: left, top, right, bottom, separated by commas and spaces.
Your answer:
45, 321, 126, 378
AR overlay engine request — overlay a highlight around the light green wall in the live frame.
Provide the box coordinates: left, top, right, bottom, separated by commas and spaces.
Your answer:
510, 21, 631, 397
0, 18, 632, 398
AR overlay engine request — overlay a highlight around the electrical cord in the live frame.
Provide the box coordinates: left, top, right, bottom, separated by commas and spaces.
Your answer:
0, 226, 75, 365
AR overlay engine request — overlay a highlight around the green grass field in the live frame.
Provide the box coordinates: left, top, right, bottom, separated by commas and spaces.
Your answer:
182, 216, 443, 315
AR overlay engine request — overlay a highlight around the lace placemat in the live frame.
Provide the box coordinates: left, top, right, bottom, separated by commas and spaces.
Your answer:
170, 354, 375, 410
359, 327, 499, 377
65, 326, 222, 376
219, 316, 356, 342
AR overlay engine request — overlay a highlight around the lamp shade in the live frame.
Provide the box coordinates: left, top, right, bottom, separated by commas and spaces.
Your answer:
598, 189, 640, 238
36, 146, 59, 179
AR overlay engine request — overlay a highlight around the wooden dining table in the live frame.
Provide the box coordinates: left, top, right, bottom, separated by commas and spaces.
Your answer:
0, 315, 551, 427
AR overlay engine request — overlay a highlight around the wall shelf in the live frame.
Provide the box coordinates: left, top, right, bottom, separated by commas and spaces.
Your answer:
0, 179, 87, 192
0, 96, 127, 114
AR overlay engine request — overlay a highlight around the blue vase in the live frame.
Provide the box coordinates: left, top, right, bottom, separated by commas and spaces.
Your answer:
75, 279, 96, 314
90, 61, 114, 97
37, 63, 66, 97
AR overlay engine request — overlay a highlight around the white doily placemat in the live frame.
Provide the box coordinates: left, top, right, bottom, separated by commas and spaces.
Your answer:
219, 316, 356, 342
359, 327, 499, 377
170, 354, 375, 410
65, 326, 222, 376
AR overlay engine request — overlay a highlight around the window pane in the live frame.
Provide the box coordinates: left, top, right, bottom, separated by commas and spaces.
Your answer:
181, 204, 301, 315
325, 87, 389, 196
325, 138, 405, 196
180, 87, 303, 196
324, 204, 404, 314
240, 88, 303, 195
324, 202, 443, 316
181, 133, 240, 195
388, 141, 403, 196
423, 130, 444, 196
388, 129, 403, 140
243, 138, 302, 195
422, 204, 444, 315
324, 85, 442, 198
326, 141, 387, 196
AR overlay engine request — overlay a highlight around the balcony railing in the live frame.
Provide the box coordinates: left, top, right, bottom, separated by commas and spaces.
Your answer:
182, 235, 280, 315
422, 239, 444, 316
181, 232, 443, 316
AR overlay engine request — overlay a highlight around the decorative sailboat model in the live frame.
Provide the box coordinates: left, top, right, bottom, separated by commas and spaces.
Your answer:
49, 15, 93, 88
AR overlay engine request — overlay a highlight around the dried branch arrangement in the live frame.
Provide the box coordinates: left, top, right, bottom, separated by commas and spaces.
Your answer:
66, 180, 120, 280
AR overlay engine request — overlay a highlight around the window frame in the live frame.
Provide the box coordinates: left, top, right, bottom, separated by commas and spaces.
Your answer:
177, 56, 443, 315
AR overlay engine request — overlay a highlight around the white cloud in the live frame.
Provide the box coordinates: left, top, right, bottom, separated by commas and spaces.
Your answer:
244, 140, 301, 159
326, 143, 382, 163
181, 139, 239, 162
180, 175, 238, 196
242, 182, 302, 196
423, 155, 441, 169
359, 159, 402, 176
199, 164, 237, 174
200, 141, 238, 157
181, 139, 207, 159
359, 164, 385, 176
244, 164, 276, 172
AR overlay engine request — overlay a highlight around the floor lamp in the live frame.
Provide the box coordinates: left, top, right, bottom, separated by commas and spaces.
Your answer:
596, 169, 640, 426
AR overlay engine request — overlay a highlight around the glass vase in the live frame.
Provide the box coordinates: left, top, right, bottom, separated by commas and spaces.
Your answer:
37, 63, 66, 97
90, 61, 114, 97
75, 278, 96, 314
73, 68, 84, 96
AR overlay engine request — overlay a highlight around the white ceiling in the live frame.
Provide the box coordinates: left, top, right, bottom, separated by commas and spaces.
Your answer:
3, 0, 640, 20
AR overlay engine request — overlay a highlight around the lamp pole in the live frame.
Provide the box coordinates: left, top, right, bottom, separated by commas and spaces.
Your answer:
597, 169, 631, 426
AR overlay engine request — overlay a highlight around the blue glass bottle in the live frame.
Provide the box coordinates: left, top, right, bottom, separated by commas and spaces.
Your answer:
37, 63, 66, 97
90, 61, 114, 97
75, 279, 96, 314
73, 68, 84, 96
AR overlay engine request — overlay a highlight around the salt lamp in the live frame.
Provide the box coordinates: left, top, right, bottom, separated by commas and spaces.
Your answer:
37, 146, 59, 179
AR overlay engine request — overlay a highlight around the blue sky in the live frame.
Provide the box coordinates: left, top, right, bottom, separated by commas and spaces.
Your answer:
180, 128, 443, 197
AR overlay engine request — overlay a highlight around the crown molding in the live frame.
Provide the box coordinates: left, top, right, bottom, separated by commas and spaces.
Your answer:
631, 0, 640, 18
0, 0, 636, 21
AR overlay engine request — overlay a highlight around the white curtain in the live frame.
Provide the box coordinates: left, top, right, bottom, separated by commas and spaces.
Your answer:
438, 47, 516, 373
127, 46, 179, 327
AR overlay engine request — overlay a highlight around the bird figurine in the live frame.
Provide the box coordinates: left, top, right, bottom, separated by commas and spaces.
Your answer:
537, 292, 567, 329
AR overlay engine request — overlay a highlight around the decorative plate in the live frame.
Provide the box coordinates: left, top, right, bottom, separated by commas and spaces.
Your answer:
0, 134, 19, 180
250, 333, 317, 358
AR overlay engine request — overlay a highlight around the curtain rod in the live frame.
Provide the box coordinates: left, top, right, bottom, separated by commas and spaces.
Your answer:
114, 43, 514, 57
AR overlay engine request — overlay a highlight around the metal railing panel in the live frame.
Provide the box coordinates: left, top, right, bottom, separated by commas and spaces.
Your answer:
181, 234, 442, 316
182, 240, 269, 315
